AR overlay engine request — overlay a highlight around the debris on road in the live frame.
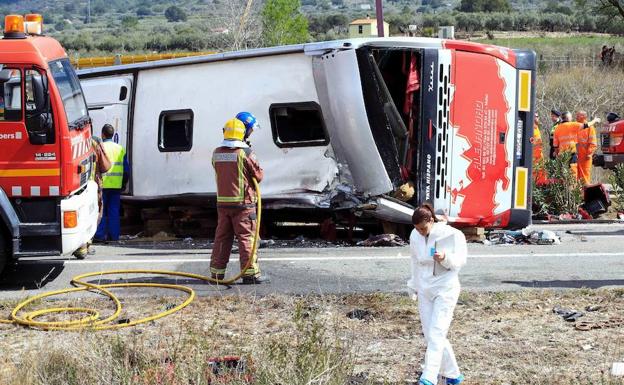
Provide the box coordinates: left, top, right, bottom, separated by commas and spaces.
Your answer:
486, 229, 560, 245
553, 306, 584, 322
346, 309, 373, 321
612, 362, 624, 377
357, 234, 406, 247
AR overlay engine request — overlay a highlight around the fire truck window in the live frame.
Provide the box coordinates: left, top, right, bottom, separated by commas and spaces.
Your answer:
25, 70, 40, 111
158, 109, 193, 152
0, 68, 22, 121
269, 102, 329, 148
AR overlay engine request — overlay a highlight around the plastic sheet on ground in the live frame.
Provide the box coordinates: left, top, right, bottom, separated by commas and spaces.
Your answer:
485, 228, 560, 245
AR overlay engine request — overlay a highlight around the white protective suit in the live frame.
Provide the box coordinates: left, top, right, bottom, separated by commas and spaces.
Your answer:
407, 222, 467, 383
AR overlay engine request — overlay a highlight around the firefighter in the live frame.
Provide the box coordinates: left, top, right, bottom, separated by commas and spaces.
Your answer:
210, 113, 267, 284
531, 112, 546, 184
94, 124, 130, 242
553, 111, 580, 178
576, 111, 600, 186
548, 109, 562, 160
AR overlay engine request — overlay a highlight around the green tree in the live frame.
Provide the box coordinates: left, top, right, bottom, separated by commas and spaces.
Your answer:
596, 0, 624, 19
136, 6, 152, 17
165, 5, 187, 22
121, 15, 139, 29
459, 0, 511, 12
261, 0, 309, 47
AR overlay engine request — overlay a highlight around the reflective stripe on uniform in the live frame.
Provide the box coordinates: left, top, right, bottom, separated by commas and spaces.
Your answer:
213, 152, 239, 162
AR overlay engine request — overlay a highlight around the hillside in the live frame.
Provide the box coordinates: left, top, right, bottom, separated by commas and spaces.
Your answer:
0, 0, 620, 57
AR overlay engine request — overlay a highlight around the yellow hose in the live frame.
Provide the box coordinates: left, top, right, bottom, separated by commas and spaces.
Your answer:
0, 179, 261, 331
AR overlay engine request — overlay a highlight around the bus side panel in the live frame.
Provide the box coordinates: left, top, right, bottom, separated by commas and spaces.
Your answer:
448, 51, 517, 224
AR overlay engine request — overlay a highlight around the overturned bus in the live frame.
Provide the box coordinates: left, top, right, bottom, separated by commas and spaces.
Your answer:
78, 37, 536, 229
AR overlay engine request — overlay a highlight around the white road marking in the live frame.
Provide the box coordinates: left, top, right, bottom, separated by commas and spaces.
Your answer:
56, 251, 624, 264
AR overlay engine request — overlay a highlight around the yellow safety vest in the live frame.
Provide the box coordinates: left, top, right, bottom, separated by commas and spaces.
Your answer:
101, 141, 125, 189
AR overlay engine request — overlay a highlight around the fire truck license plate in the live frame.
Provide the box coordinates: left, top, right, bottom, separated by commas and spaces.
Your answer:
605, 155, 613, 162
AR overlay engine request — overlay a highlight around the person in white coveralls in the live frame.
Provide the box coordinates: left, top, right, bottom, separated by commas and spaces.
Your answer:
408, 203, 467, 385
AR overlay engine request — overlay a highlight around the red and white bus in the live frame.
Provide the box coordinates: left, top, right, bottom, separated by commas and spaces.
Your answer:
78, 37, 535, 230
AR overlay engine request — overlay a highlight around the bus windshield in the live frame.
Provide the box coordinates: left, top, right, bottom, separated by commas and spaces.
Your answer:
50, 59, 88, 128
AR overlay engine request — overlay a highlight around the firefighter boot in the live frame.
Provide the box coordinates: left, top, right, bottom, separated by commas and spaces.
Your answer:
240, 275, 270, 285
211, 273, 225, 283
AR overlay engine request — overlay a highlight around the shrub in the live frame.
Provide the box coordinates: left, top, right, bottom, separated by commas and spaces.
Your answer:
165, 6, 187, 22
532, 151, 583, 215
608, 164, 624, 213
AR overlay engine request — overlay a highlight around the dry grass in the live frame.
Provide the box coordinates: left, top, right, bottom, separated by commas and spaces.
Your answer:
0, 289, 623, 384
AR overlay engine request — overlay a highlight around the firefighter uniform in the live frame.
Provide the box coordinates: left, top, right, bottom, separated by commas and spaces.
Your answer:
577, 124, 597, 185
553, 121, 581, 178
210, 118, 264, 281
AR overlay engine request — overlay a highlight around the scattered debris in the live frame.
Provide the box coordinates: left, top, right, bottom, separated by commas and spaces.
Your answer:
346, 309, 373, 321
581, 183, 611, 218
357, 234, 406, 247
585, 305, 603, 312
487, 229, 560, 245
552, 306, 584, 322
612, 362, 624, 377
259, 239, 276, 248
575, 317, 624, 331
207, 356, 253, 383
461, 227, 485, 242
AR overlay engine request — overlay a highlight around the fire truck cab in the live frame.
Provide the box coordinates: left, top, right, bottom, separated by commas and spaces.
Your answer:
596, 117, 624, 169
0, 15, 98, 274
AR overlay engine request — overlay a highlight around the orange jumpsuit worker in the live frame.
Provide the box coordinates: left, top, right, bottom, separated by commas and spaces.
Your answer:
531, 112, 547, 184
575, 111, 599, 186
210, 113, 267, 284
548, 109, 562, 160
553, 112, 581, 178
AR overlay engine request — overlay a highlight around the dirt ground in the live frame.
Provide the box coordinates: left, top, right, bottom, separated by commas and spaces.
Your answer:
0, 288, 623, 384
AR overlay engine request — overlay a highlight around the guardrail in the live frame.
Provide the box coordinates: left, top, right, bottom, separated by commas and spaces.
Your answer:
70, 51, 216, 69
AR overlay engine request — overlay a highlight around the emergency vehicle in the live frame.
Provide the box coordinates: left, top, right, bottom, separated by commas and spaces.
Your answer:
596, 118, 624, 169
79, 37, 536, 230
0, 15, 98, 274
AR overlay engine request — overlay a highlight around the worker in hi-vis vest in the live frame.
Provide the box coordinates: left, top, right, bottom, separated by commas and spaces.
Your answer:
210, 112, 267, 284
94, 124, 130, 242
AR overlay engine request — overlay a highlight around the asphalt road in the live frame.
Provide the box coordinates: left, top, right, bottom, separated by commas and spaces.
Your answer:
1, 223, 623, 299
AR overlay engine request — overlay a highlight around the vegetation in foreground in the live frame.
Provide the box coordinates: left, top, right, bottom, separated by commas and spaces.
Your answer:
0, 289, 623, 384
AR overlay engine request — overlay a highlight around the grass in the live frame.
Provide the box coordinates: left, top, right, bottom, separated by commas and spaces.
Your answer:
0, 289, 623, 384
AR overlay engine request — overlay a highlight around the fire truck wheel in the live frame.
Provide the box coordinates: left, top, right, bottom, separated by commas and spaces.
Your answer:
0, 231, 6, 275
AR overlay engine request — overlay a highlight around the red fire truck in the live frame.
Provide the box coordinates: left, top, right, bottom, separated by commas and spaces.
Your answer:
0, 14, 98, 274
596, 117, 624, 169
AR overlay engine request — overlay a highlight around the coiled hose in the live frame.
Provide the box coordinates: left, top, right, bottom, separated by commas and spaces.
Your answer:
0, 179, 261, 331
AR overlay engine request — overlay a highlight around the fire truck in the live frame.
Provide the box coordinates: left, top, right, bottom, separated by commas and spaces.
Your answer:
0, 15, 98, 274
595, 116, 624, 169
